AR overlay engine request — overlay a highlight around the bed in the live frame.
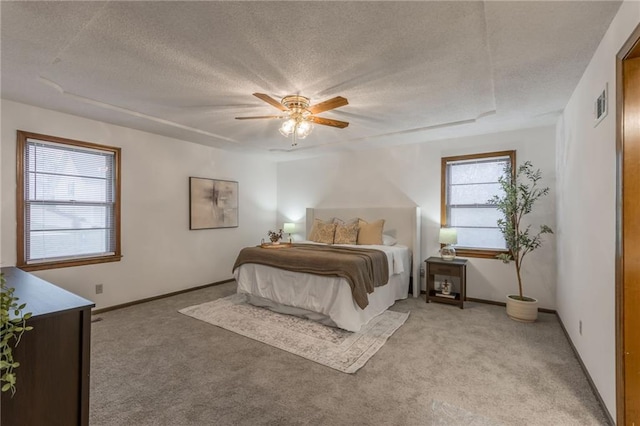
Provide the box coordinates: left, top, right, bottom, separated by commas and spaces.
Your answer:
233, 207, 421, 332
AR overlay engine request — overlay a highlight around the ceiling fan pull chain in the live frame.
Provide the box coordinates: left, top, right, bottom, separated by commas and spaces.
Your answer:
292, 123, 298, 146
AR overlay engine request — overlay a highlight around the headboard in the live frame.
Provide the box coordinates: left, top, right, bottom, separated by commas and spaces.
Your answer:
305, 207, 421, 298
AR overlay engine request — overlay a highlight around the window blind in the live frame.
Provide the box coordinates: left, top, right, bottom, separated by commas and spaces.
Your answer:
445, 155, 510, 250
24, 138, 116, 263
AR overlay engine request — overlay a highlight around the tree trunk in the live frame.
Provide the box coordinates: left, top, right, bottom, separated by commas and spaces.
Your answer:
515, 258, 524, 299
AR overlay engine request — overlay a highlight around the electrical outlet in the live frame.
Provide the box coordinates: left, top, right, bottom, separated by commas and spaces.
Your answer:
579, 320, 582, 336
420, 267, 425, 277
95, 284, 103, 294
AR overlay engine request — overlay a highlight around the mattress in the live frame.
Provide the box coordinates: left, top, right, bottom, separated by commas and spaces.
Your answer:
234, 244, 411, 332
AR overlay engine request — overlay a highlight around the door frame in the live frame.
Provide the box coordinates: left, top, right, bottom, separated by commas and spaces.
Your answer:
616, 23, 640, 426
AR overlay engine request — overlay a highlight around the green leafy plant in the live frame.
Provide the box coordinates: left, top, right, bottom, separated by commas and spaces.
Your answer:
489, 161, 553, 301
1, 273, 33, 395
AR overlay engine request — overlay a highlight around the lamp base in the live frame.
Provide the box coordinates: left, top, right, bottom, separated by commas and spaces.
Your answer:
440, 245, 456, 261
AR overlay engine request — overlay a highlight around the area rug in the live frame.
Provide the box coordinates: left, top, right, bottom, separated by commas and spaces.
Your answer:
429, 400, 501, 426
179, 293, 409, 373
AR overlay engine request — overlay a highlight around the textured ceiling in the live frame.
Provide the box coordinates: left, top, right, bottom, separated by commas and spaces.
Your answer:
1, 1, 621, 158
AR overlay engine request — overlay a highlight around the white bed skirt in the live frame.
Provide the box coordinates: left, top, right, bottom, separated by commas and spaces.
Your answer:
234, 261, 410, 332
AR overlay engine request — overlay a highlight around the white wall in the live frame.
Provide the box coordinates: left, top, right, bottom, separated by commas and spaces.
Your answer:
277, 125, 557, 309
0, 100, 277, 309
556, 1, 640, 419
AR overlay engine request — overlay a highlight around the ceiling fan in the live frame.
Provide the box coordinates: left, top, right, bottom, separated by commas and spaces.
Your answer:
235, 93, 349, 146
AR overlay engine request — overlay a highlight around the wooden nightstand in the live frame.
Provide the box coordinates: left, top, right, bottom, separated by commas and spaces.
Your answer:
425, 256, 468, 309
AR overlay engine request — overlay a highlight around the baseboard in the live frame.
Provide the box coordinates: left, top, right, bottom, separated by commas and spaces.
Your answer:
466, 297, 556, 314
556, 313, 615, 426
92, 278, 235, 315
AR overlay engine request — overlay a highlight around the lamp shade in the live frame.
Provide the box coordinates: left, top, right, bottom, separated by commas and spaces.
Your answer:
283, 222, 296, 234
439, 228, 458, 245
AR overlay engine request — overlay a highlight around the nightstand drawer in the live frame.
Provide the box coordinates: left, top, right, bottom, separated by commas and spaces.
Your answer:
428, 263, 460, 276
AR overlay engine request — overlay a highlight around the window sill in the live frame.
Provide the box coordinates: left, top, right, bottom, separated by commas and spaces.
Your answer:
17, 255, 123, 272
451, 248, 508, 260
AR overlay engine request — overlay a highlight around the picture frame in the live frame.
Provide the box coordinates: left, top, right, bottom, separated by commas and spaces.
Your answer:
189, 177, 238, 230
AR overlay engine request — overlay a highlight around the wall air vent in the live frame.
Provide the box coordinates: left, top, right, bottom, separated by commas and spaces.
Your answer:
594, 83, 608, 127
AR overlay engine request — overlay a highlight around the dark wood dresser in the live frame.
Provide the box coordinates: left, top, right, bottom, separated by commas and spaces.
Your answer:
1, 267, 94, 426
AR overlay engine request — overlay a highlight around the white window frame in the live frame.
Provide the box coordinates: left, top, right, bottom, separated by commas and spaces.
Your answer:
17, 130, 122, 271
441, 150, 515, 259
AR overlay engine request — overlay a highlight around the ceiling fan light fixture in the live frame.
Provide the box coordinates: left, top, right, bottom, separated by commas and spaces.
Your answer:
237, 93, 349, 147
296, 120, 313, 139
279, 118, 296, 136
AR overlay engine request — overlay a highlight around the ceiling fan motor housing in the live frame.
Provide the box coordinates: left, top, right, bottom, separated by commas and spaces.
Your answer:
282, 95, 311, 113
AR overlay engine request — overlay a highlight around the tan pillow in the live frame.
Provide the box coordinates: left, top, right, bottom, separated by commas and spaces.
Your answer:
334, 223, 359, 245
308, 218, 325, 241
310, 221, 337, 244
357, 219, 385, 245
332, 217, 359, 226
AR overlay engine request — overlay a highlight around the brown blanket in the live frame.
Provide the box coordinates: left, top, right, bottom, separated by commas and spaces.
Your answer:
232, 244, 389, 309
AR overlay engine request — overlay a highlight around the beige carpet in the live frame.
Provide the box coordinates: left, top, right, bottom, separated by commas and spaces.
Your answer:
90, 282, 609, 425
430, 400, 501, 425
179, 293, 409, 373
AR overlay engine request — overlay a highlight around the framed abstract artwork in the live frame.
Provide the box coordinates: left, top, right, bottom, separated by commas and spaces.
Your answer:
189, 177, 239, 230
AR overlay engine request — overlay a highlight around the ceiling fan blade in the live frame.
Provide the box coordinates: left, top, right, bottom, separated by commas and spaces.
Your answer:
235, 115, 286, 120
307, 96, 349, 114
309, 116, 349, 129
253, 93, 288, 111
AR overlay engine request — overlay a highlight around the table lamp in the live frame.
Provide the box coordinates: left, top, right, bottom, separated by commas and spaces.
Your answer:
283, 222, 296, 242
439, 228, 458, 261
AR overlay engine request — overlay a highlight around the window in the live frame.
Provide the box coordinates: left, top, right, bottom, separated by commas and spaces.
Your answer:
441, 150, 515, 259
17, 131, 121, 271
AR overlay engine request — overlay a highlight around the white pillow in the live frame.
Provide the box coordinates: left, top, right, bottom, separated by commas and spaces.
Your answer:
382, 234, 397, 246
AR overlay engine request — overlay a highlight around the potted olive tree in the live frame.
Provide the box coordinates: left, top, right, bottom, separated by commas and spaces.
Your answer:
1, 272, 33, 394
489, 161, 553, 322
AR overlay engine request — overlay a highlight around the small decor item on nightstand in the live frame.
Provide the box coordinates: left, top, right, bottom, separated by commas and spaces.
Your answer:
268, 229, 284, 244
439, 228, 457, 261
441, 279, 452, 295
